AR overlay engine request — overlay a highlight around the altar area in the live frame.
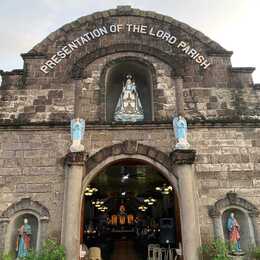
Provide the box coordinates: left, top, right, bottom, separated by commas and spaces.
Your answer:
81, 161, 181, 260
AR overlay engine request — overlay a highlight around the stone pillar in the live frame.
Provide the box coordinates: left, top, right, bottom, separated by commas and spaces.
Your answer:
209, 208, 224, 239
0, 218, 9, 252
249, 211, 260, 246
174, 77, 185, 116
171, 149, 200, 260
62, 152, 86, 260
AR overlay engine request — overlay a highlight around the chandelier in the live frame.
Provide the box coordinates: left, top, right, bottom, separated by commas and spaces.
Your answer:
138, 205, 148, 212
155, 184, 173, 195
144, 197, 156, 205
84, 186, 98, 196
92, 200, 104, 208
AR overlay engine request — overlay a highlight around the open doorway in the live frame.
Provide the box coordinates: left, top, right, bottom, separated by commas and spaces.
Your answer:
81, 159, 181, 260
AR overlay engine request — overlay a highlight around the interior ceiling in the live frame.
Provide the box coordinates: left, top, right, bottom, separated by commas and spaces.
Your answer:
90, 161, 169, 198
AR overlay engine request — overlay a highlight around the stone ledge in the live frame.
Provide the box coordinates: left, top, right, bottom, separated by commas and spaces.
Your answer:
231, 67, 255, 73
170, 149, 196, 164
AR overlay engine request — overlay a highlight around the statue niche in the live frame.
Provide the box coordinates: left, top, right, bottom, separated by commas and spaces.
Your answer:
104, 59, 154, 122
114, 75, 144, 122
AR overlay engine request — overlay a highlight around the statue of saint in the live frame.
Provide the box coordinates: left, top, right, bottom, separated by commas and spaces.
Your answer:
172, 115, 190, 149
70, 117, 85, 152
227, 212, 243, 254
16, 218, 32, 258
114, 75, 144, 122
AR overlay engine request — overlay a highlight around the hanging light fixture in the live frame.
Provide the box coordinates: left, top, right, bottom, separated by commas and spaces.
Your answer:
99, 206, 108, 212
138, 205, 148, 212
84, 186, 98, 196
92, 199, 104, 207
144, 197, 156, 205
155, 184, 173, 195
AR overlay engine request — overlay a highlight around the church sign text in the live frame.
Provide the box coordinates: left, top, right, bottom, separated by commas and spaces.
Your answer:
40, 24, 211, 74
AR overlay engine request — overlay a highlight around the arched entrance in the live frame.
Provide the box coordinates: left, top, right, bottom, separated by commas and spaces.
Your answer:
62, 141, 199, 260
80, 157, 182, 259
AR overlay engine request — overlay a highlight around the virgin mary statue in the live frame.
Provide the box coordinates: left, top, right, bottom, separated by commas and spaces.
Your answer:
114, 75, 144, 122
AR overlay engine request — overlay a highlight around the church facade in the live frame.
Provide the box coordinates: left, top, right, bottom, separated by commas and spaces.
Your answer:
0, 6, 260, 260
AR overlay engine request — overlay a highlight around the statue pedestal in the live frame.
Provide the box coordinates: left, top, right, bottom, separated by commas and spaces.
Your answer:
228, 254, 246, 260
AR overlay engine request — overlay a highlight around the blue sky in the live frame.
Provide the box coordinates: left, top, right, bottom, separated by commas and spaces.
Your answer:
0, 0, 259, 82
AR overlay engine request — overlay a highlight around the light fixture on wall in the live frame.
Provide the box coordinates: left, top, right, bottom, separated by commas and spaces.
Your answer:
155, 184, 173, 195
85, 186, 98, 196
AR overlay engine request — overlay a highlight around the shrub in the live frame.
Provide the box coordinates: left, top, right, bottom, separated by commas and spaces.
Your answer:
0, 252, 15, 260
24, 239, 66, 260
200, 239, 231, 260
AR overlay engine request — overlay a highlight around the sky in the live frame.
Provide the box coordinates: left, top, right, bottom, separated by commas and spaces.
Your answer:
0, 0, 259, 82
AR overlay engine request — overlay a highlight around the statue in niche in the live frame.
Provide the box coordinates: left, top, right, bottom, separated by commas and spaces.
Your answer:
16, 218, 32, 258
172, 115, 190, 149
70, 117, 85, 152
114, 75, 144, 122
227, 212, 244, 255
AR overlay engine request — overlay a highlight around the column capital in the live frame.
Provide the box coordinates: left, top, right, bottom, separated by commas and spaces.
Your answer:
65, 151, 88, 166
170, 149, 196, 164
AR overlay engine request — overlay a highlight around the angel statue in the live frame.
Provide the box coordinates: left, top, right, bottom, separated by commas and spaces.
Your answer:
70, 117, 85, 152
172, 115, 190, 149
114, 75, 144, 122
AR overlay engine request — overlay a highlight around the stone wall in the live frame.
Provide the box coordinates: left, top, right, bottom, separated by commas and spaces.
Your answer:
0, 125, 260, 242
0, 130, 69, 241
0, 7, 259, 124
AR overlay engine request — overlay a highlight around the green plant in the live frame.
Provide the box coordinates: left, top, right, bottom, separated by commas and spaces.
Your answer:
0, 252, 15, 260
24, 239, 66, 260
200, 239, 231, 260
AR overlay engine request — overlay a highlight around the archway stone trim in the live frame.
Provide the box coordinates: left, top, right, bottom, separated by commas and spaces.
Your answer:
208, 192, 260, 246
0, 198, 50, 252
85, 140, 173, 175
1, 197, 50, 220
71, 44, 188, 79
208, 192, 259, 218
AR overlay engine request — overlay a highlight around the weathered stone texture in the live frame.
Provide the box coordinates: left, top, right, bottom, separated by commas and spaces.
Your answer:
0, 131, 69, 240
0, 5, 260, 251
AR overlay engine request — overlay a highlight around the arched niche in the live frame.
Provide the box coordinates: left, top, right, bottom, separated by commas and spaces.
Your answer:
222, 208, 252, 250
209, 192, 260, 250
102, 57, 155, 122
0, 198, 50, 253
10, 212, 39, 253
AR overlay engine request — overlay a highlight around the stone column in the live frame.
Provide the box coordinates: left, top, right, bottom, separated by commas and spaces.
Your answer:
174, 77, 185, 116
249, 211, 260, 246
62, 152, 86, 260
209, 208, 224, 239
171, 149, 200, 260
0, 218, 9, 252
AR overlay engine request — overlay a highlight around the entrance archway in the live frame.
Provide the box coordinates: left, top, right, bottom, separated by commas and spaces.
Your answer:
80, 142, 181, 259
62, 142, 199, 260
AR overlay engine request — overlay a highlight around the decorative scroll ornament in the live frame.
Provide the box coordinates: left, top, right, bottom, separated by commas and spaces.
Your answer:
70, 118, 85, 152
172, 115, 190, 149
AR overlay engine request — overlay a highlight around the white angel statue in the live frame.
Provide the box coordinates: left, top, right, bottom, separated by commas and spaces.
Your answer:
70, 118, 85, 152
172, 115, 190, 149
